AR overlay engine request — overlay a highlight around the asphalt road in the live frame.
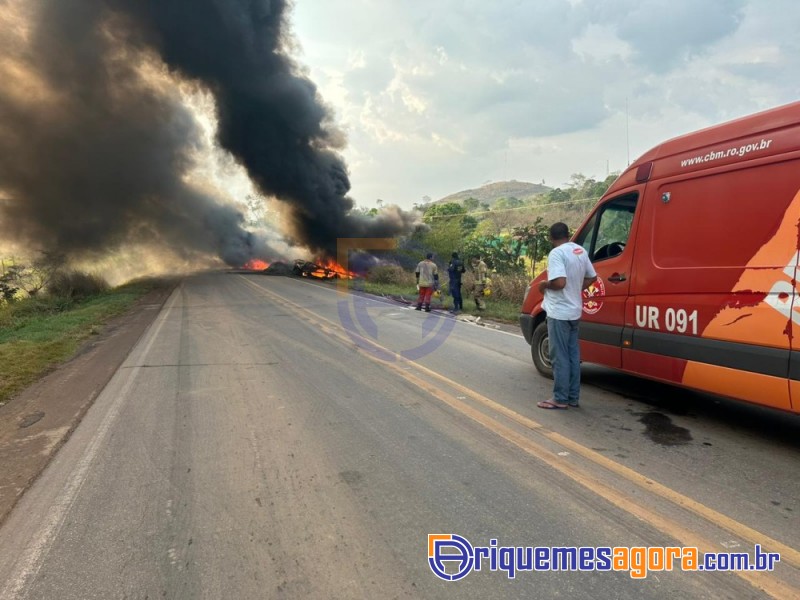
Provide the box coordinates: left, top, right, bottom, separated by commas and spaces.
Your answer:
0, 272, 798, 599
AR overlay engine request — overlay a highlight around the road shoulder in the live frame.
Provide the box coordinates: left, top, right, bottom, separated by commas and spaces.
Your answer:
284, 274, 523, 335
0, 283, 175, 526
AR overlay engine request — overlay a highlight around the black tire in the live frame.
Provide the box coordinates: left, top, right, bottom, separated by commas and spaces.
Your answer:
531, 320, 553, 379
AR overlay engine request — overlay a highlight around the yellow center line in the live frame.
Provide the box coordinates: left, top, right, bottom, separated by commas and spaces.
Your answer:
409, 361, 800, 568
239, 276, 799, 596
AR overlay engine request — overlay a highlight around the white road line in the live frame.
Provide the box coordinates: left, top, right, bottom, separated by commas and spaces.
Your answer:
1, 289, 180, 599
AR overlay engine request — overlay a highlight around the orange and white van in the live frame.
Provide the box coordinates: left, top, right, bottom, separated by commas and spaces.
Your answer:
520, 101, 800, 413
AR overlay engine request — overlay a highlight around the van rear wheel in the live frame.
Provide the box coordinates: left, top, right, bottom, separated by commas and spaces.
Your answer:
531, 320, 553, 379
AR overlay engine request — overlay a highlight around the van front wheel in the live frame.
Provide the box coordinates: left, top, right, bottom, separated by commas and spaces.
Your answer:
531, 321, 553, 379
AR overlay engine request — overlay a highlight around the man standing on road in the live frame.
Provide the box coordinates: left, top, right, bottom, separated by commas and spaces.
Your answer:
447, 252, 466, 313
470, 255, 488, 311
537, 222, 597, 410
415, 253, 439, 312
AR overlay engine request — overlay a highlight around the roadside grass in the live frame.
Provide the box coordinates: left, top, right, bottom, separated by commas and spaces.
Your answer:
0, 279, 162, 405
348, 279, 522, 323
348, 263, 530, 323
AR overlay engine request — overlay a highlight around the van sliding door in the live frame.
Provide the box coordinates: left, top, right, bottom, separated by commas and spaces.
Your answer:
626, 162, 796, 412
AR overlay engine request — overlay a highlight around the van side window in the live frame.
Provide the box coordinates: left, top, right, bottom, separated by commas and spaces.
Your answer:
576, 193, 638, 262
574, 213, 598, 253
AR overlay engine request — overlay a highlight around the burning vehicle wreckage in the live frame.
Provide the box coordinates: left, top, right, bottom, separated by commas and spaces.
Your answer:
232, 258, 357, 280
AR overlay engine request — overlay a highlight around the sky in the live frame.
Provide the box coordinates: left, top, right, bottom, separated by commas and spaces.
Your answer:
289, 0, 799, 208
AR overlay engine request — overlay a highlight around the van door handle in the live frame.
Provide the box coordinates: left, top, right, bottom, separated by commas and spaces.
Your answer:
608, 273, 627, 283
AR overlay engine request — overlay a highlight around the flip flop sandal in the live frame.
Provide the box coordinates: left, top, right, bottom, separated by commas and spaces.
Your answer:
537, 400, 568, 409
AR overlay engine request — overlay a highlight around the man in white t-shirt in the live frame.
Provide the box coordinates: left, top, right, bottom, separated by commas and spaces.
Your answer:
536, 222, 597, 409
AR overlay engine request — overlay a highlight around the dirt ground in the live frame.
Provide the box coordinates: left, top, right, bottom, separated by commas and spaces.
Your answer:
0, 284, 175, 526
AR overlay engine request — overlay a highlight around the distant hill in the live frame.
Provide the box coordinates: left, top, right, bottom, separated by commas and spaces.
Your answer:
436, 180, 551, 207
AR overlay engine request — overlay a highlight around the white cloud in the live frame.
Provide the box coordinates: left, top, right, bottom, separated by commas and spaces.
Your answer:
291, 0, 800, 207
572, 24, 632, 62
588, 0, 747, 71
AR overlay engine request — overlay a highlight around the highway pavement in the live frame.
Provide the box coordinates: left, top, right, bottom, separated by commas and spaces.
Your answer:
0, 272, 797, 599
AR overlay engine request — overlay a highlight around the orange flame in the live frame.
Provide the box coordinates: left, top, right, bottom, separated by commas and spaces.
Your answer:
243, 259, 270, 270
306, 258, 356, 279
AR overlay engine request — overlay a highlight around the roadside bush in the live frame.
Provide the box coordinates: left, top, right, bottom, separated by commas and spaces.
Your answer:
0, 296, 62, 332
459, 271, 530, 304
366, 264, 415, 286
48, 270, 109, 300
491, 273, 530, 303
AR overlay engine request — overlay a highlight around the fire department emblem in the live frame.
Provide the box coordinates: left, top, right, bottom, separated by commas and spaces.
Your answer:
583, 276, 605, 315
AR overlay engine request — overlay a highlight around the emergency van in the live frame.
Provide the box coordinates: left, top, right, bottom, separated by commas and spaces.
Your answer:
520, 101, 800, 413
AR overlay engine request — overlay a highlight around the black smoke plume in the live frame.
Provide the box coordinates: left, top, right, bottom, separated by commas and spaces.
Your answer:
0, 0, 278, 266
0, 0, 413, 267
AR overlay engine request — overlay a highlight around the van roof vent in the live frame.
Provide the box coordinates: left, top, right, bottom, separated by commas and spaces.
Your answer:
636, 161, 654, 183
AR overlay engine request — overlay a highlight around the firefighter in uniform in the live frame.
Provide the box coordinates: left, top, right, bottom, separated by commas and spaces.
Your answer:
470, 255, 488, 311
415, 253, 439, 312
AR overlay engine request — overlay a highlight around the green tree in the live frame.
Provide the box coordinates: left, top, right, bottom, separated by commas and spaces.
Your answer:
423, 202, 476, 235
569, 173, 588, 189
422, 202, 467, 223
464, 234, 527, 275
2, 256, 62, 298
512, 217, 554, 277
544, 188, 571, 204
494, 197, 523, 211
540, 172, 617, 214
463, 197, 480, 212
0, 268, 19, 304
473, 218, 500, 237
419, 219, 464, 262
461, 214, 478, 233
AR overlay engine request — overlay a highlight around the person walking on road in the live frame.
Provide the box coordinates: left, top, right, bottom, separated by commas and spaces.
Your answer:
470, 255, 488, 311
447, 252, 466, 313
537, 222, 597, 410
415, 253, 439, 312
